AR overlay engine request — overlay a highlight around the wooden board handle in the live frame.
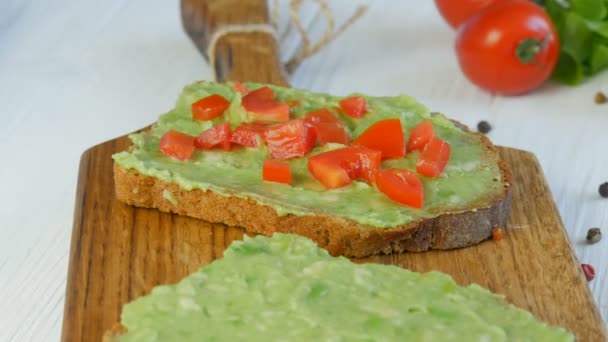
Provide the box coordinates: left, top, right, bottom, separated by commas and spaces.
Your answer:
181, 0, 289, 86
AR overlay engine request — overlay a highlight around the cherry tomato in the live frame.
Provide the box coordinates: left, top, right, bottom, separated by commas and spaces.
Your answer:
376, 169, 424, 208
308, 147, 381, 189
353, 118, 405, 160
407, 120, 435, 152
434, 0, 502, 29
455, 0, 559, 95
194, 123, 231, 151
304, 109, 350, 145
231, 123, 267, 148
263, 160, 292, 185
416, 137, 451, 177
159, 130, 196, 161
339, 96, 367, 118
263, 119, 317, 159
242, 86, 290, 122
191, 94, 231, 121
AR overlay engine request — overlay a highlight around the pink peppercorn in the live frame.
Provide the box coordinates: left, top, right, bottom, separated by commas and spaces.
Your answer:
582, 264, 595, 282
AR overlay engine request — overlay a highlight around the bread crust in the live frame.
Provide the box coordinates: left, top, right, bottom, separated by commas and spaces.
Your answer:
113, 133, 512, 257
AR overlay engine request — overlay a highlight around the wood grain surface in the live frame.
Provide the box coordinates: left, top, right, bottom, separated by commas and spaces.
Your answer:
60, 0, 606, 341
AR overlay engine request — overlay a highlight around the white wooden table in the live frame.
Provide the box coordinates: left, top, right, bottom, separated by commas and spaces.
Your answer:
1, 1, 606, 340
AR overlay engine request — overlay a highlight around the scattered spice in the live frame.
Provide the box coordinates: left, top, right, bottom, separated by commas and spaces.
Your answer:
599, 182, 608, 198
492, 226, 504, 241
477, 120, 492, 134
581, 264, 595, 282
586, 227, 602, 244
595, 92, 607, 104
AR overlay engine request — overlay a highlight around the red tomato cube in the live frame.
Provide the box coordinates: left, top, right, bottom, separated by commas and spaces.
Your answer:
159, 130, 196, 160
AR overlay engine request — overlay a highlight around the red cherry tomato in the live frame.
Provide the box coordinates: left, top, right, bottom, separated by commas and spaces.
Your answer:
194, 123, 231, 151
231, 123, 267, 148
233, 82, 248, 95
416, 137, 451, 177
159, 130, 196, 161
304, 109, 350, 145
242, 86, 290, 122
308, 147, 381, 189
455, 0, 559, 95
263, 160, 292, 185
376, 169, 424, 208
263, 119, 317, 159
434, 0, 502, 29
407, 120, 435, 152
353, 118, 405, 160
191, 94, 231, 121
339, 96, 367, 118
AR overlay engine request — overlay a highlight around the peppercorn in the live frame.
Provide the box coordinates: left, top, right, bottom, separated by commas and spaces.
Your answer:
595, 92, 607, 104
586, 227, 602, 244
492, 226, 504, 241
581, 264, 595, 282
599, 182, 608, 198
477, 120, 492, 134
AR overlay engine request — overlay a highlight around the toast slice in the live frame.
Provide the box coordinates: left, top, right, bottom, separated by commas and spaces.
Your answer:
104, 234, 572, 341
113, 82, 511, 257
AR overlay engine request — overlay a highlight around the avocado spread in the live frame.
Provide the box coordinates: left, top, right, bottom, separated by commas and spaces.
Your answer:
113, 82, 506, 228
116, 233, 572, 341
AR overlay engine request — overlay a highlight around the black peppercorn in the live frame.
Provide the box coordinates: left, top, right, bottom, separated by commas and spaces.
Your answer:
586, 228, 601, 244
600, 182, 608, 198
477, 121, 492, 134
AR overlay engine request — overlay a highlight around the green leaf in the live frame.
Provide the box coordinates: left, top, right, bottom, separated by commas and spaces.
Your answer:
585, 20, 608, 38
589, 42, 608, 74
552, 51, 584, 85
561, 12, 594, 63
544, 0, 567, 31
569, 0, 607, 20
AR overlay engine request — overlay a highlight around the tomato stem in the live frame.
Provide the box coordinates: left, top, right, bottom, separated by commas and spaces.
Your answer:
516, 37, 548, 65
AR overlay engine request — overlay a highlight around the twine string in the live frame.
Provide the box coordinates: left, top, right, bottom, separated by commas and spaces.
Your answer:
205, 0, 368, 81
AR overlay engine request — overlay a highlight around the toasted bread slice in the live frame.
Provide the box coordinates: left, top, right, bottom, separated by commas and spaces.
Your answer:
113, 82, 511, 257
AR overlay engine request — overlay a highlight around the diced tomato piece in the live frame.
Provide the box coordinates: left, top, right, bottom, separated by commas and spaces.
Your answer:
230, 123, 267, 148
243, 86, 274, 102
233, 82, 248, 95
159, 130, 196, 160
407, 120, 435, 151
376, 169, 424, 208
191, 94, 231, 121
339, 96, 367, 118
242, 86, 289, 122
194, 123, 231, 151
353, 118, 405, 159
416, 137, 451, 177
308, 146, 381, 189
263, 119, 317, 159
244, 100, 290, 122
262, 160, 292, 185
304, 109, 350, 145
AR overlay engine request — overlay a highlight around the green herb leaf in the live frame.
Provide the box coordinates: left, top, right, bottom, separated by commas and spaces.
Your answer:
586, 20, 608, 38
561, 12, 594, 63
552, 52, 584, 85
590, 42, 608, 73
569, 0, 607, 21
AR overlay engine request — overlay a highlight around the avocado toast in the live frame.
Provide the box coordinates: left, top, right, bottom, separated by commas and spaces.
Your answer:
112, 81, 511, 257
104, 233, 572, 341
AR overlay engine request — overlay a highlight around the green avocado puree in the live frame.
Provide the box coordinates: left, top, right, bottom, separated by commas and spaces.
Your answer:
113, 81, 506, 228
117, 234, 572, 341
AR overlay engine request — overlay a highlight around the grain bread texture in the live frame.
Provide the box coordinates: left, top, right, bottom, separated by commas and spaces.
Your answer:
113, 131, 512, 258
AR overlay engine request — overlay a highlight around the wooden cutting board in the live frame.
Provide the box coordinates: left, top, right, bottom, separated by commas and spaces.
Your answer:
61, 0, 606, 341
